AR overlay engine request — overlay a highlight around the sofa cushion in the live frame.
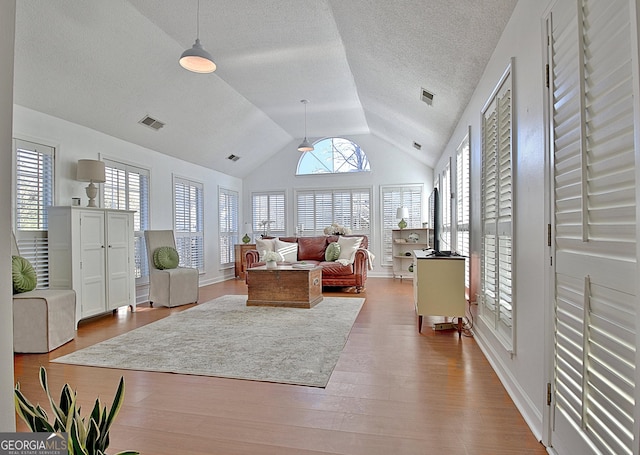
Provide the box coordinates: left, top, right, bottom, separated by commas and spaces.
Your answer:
337, 236, 363, 262
325, 242, 341, 261
12, 255, 37, 294
256, 238, 277, 261
297, 236, 329, 261
275, 239, 298, 262
320, 261, 354, 276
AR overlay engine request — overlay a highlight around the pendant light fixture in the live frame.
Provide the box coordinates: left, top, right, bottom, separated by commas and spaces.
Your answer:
179, 0, 216, 73
297, 99, 314, 152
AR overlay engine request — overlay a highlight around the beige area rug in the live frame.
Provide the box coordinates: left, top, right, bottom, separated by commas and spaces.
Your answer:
53, 295, 365, 387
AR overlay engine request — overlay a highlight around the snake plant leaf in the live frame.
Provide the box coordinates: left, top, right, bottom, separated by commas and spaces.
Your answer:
70, 418, 89, 455
86, 417, 101, 454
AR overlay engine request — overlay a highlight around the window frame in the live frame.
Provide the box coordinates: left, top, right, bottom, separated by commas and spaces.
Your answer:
296, 137, 371, 175
102, 158, 150, 284
251, 191, 286, 237
13, 138, 56, 288
455, 130, 471, 293
295, 187, 372, 237
173, 175, 204, 272
380, 184, 424, 265
219, 186, 239, 268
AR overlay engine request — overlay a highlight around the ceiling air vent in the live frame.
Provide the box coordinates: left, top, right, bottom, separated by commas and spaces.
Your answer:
138, 115, 165, 131
227, 154, 240, 162
420, 88, 434, 106
413, 142, 422, 150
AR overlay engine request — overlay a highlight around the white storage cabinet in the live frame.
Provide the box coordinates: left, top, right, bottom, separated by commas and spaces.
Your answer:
48, 207, 136, 327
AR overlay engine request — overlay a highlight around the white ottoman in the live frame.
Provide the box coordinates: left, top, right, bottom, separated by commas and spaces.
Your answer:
13, 289, 76, 353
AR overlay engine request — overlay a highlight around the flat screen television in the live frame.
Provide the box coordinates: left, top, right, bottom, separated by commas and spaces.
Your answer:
428, 187, 440, 252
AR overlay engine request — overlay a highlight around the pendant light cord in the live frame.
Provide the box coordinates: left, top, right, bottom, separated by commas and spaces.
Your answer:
196, 0, 201, 40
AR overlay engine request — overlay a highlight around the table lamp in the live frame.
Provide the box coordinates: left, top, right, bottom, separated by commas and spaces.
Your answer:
77, 159, 106, 207
396, 207, 409, 229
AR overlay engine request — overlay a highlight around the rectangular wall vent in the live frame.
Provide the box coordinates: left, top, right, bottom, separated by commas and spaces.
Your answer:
227, 154, 240, 162
420, 88, 434, 106
413, 141, 422, 150
139, 115, 165, 131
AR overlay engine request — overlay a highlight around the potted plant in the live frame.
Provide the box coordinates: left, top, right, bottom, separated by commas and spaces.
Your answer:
14, 366, 138, 455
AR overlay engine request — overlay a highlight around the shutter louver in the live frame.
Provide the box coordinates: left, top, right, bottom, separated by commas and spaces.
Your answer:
219, 188, 239, 266
252, 192, 285, 237
174, 177, 204, 272
295, 188, 372, 237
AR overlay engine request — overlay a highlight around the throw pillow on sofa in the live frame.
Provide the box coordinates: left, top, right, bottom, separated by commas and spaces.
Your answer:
325, 242, 341, 261
337, 236, 363, 262
256, 238, 277, 261
275, 239, 298, 262
12, 255, 37, 294
153, 246, 179, 270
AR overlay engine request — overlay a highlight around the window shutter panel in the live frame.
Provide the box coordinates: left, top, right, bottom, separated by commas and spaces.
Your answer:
380, 185, 423, 265
219, 188, 238, 266
550, 1, 637, 453
14, 139, 55, 288
174, 177, 204, 271
252, 192, 285, 237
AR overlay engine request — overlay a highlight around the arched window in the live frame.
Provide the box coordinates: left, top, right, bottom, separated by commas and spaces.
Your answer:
296, 137, 370, 175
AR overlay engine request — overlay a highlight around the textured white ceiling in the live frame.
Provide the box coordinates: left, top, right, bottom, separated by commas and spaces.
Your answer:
12, 0, 517, 178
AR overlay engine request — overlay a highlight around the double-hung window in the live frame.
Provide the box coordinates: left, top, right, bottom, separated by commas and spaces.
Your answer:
219, 187, 238, 267
14, 139, 55, 288
380, 185, 423, 264
296, 188, 370, 236
251, 192, 285, 237
174, 176, 204, 272
102, 159, 150, 282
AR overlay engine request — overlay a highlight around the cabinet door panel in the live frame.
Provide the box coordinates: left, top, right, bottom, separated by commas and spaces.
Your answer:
80, 211, 106, 317
106, 212, 132, 310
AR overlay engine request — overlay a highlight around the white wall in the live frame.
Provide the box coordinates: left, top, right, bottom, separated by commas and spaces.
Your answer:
13, 105, 244, 294
434, 0, 550, 441
0, 0, 16, 431
243, 132, 433, 273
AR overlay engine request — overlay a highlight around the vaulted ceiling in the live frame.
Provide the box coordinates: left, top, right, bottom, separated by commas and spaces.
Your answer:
13, 0, 517, 178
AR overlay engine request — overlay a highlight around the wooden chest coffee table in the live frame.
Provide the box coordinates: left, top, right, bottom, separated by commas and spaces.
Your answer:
246, 265, 323, 308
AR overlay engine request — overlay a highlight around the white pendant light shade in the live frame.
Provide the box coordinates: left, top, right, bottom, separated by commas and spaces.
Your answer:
297, 99, 314, 152
180, 39, 216, 73
180, 0, 216, 73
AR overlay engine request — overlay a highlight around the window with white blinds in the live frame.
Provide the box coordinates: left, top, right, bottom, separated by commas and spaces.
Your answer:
103, 159, 149, 282
251, 192, 285, 237
380, 185, 423, 264
456, 133, 471, 290
174, 176, 204, 272
14, 139, 55, 288
480, 61, 514, 351
441, 161, 452, 252
219, 187, 238, 267
548, 1, 637, 453
296, 188, 371, 236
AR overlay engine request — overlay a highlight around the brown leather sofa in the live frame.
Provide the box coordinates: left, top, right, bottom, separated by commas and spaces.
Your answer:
245, 235, 370, 292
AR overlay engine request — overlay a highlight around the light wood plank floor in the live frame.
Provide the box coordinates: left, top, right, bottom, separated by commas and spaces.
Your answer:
14, 277, 546, 455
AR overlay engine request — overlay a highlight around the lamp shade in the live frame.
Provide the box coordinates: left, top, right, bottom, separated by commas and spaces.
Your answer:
396, 207, 409, 220
179, 39, 216, 73
76, 159, 106, 183
297, 138, 314, 152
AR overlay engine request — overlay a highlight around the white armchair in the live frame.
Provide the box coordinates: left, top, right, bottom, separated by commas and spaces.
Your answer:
11, 233, 76, 353
144, 230, 199, 307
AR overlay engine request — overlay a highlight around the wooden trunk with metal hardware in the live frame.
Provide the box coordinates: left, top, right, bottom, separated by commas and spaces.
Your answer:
246, 265, 323, 308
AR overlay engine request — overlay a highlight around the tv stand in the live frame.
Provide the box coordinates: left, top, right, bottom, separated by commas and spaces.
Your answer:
412, 250, 465, 336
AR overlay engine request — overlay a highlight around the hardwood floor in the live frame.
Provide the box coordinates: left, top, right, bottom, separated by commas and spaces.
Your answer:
13, 278, 546, 455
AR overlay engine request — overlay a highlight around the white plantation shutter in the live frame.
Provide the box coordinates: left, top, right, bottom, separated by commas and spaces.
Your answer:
103, 159, 150, 281
252, 192, 285, 237
456, 133, 470, 289
14, 139, 55, 288
441, 162, 452, 251
295, 188, 371, 236
174, 177, 204, 271
219, 188, 238, 266
380, 185, 423, 265
480, 62, 514, 350
548, 1, 637, 454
